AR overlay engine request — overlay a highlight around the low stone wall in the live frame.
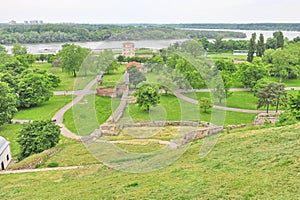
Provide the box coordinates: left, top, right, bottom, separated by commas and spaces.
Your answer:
180, 126, 223, 145
254, 113, 279, 126
120, 121, 211, 129
118, 121, 223, 146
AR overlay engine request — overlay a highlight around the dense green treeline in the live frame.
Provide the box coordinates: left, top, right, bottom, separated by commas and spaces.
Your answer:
0, 24, 246, 44
168, 23, 300, 31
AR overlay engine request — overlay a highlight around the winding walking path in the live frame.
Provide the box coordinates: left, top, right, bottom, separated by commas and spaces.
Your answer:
11, 85, 300, 138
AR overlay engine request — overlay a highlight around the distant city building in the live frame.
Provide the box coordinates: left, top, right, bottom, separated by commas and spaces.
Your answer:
24, 20, 43, 25
122, 42, 135, 58
0, 136, 12, 170
8, 20, 16, 25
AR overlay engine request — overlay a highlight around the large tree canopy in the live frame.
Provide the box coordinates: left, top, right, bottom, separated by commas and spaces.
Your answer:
135, 83, 160, 111
17, 120, 61, 160
58, 44, 90, 77
238, 59, 269, 90
17, 73, 53, 108
0, 81, 18, 126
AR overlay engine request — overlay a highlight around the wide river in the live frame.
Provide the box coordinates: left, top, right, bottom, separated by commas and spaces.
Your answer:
3, 29, 300, 54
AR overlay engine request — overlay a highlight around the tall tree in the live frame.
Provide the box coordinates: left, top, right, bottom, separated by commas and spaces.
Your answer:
247, 33, 256, 62
256, 82, 287, 113
58, 44, 90, 77
211, 72, 232, 104
0, 81, 18, 126
273, 31, 284, 49
17, 73, 53, 108
256, 33, 265, 57
128, 67, 146, 88
238, 60, 269, 90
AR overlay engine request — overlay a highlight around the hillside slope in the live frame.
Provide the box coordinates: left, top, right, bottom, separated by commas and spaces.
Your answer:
1, 123, 300, 199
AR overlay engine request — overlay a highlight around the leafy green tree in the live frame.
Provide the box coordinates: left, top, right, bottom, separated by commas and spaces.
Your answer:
0, 45, 6, 53
256, 33, 265, 57
135, 83, 160, 111
105, 60, 120, 74
265, 44, 300, 82
128, 67, 146, 88
273, 31, 284, 49
96, 50, 115, 73
0, 81, 18, 126
238, 59, 269, 90
12, 43, 27, 56
289, 92, 300, 119
247, 33, 256, 62
266, 37, 277, 49
211, 72, 232, 104
157, 76, 177, 94
17, 73, 53, 108
256, 82, 287, 113
199, 97, 212, 113
17, 120, 61, 160
214, 60, 236, 73
213, 36, 224, 52
58, 44, 90, 77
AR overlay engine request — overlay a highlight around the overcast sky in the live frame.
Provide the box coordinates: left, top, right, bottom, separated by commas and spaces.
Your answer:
1, 0, 300, 24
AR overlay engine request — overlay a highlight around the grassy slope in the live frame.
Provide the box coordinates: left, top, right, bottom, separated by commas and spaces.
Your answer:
1, 123, 299, 199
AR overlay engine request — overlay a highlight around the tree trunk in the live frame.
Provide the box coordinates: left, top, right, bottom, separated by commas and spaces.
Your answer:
276, 98, 279, 113
73, 69, 77, 77
267, 104, 269, 113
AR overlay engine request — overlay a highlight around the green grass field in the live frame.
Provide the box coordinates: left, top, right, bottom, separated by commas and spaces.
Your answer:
122, 94, 256, 126
1, 123, 299, 199
63, 95, 117, 135
99, 66, 126, 88
14, 95, 73, 120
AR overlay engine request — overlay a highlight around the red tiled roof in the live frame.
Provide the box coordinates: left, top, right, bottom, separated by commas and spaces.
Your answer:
126, 62, 142, 69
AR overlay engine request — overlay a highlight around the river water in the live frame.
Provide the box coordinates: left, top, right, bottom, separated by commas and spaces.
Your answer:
3, 29, 300, 54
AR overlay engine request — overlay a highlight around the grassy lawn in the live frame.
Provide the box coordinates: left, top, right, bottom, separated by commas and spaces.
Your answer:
100, 70, 126, 88
31, 62, 77, 91
0, 124, 22, 159
268, 77, 300, 87
186, 91, 298, 111
1, 123, 300, 199
123, 94, 256, 126
14, 95, 73, 120
63, 95, 117, 135
209, 53, 247, 62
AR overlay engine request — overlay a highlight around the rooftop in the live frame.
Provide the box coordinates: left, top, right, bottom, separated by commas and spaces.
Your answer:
0, 136, 9, 154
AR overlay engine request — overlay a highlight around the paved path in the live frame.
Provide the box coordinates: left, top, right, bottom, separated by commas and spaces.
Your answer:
0, 166, 86, 175
52, 74, 102, 139
174, 92, 275, 114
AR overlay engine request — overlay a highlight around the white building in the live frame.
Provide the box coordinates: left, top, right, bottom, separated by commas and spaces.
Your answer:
0, 136, 12, 170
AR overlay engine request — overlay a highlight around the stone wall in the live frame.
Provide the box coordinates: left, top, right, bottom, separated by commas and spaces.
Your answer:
120, 121, 211, 129
254, 113, 280, 126
180, 126, 223, 145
